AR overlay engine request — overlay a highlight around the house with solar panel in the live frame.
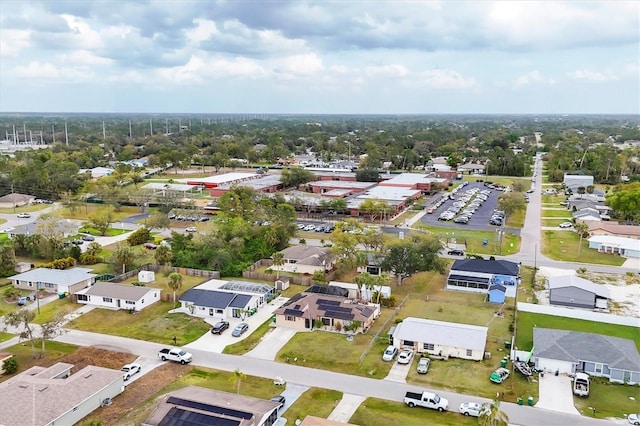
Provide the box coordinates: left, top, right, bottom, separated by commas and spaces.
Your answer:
143, 386, 281, 426
177, 279, 275, 320
446, 259, 520, 297
273, 285, 378, 333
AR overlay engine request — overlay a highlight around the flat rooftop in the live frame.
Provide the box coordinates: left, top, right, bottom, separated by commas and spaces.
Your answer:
180, 172, 257, 185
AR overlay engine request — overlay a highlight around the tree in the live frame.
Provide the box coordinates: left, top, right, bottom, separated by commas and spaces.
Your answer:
271, 251, 284, 279
0, 245, 17, 277
39, 312, 67, 358
479, 398, 509, 426
355, 168, 380, 182
154, 244, 173, 266
229, 368, 246, 394
280, 167, 315, 188
111, 244, 135, 274
4, 309, 37, 358
606, 183, 640, 222
511, 180, 527, 193
146, 212, 170, 230
574, 221, 590, 258
168, 272, 184, 304
380, 235, 444, 285
2, 356, 18, 374
87, 210, 114, 236
497, 192, 526, 219
311, 269, 327, 284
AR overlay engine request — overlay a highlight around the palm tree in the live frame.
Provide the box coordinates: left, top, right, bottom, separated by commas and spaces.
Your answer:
229, 368, 246, 394
112, 244, 134, 274
574, 221, 590, 258
154, 244, 173, 266
167, 272, 183, 305
271, 252, 285, 279
479, 398, 509, 426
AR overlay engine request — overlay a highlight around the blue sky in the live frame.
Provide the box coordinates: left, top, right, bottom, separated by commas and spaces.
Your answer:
1, 0, 638, 114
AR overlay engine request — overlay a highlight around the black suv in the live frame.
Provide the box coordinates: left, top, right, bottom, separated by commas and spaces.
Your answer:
211, 320, 230, 334
447, 249, 465, 256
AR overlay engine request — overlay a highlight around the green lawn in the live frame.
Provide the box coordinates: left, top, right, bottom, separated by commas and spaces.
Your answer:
350, 397, 478, 426
0, 204, 49, 214
541, 230, 626, 266
515, 312, 640, 351
541, 219, 573, 227
573, 377, 640, 420
223, 319, 274, 355
66, 300, 210, 345
31, 297, 76, 324
0, 332, 14, 343
0, 341, 78, 383
418, 225, 521, 256
283, 388, 343, 425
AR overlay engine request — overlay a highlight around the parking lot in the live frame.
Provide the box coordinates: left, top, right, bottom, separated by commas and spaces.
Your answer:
421, 182, 521, 235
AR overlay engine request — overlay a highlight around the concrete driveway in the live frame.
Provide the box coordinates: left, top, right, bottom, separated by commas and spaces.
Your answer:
535, 373, 580, 415
327, 394, 366, 422
245, 327, 299, 360
384, 358, 412, 383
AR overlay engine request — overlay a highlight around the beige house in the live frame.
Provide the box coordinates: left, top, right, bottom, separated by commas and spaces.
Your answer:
0, 193, 35, 208
587, 222, 640, 239
274, 290, 378, 334
76, 282, 161, 311
0, 362, 124, 426
9, 267, 97, 295
278, 245, 334, 275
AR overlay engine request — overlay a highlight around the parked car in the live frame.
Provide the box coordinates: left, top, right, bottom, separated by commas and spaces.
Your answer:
270, 395, 286, 409
558, 222, 573, 228
447, 249, 465, 256
211, 320, 230, 335
489, 367, 510, 384
459, 402, 487, 417
416, 357, 431, 374
185, 226, 197, 233
397, 348, 414, 364
82, 235, 95, 241
72, 239, 84, 245
382, 345, 398, 361
158, 347, 193, 364
121, 363, 141, 381
143, 242, 158, 249
232, 322, 249, 337
628, 413, 640, 425
560, 201, 569, 206
17, 213, 31, 218
17, 296, 30, 306
404, 391, 448, 411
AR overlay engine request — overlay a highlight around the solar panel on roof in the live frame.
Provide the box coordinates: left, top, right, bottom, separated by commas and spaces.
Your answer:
448, 274, 489, 283
325, 310, 354, 320
283, 309, 303, 317
316, 298, 341, 306
158, 407, 240, 426
166, 396, 253, 420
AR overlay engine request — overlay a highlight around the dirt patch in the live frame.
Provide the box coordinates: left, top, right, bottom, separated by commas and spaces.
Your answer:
63, 347, 191, 425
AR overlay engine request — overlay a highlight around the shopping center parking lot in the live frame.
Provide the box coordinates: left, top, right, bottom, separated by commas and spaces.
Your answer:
421, 182, 521, 234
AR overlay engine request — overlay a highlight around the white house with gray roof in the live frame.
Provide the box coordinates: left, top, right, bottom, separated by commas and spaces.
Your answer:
9, 267, 97, 295
75, 282, 161, 311
533, 328, 640, 384
548, 275, 610, 310
391, 317, 488, 361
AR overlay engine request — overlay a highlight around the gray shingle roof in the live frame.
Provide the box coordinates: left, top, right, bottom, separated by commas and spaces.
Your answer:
547, 275, 610, 299
533, 328, 640, 372
393, 317, 488, 352
9, 267, 96, 286
83, 282, 157, 300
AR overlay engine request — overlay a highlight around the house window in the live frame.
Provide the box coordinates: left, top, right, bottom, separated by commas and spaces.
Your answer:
45, 283, 55, 288
286, 316, 296, 321
466, 349, 473, 357
321, 317, 332, 326
103, 297, 112, 303
77, 294, 88, 302
424, 343, 435, 351
141, 299, 144, 303
125, 300, 135, 305
595, 363, 603, 374
27, 282, 33, 287
216, 309, 223, 314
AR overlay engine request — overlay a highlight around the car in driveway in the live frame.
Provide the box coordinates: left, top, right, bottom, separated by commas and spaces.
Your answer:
211, 320, 230, 334
558, 222, 573, 228
82, 235, 95, 241
489, 367, 510, 384
447, 249, 465, 256
121, 363, 141, 381
397, 348, 414, 364
185, 226, 197, 233
271, 395, 286, 409
231, 322, 249, 337
416, 357, 430, 374
143, 242, 158, 249
17, 213, 31, 218
628, 413, 640, 425
382, 345, 398, 361
459, 402, 487, 417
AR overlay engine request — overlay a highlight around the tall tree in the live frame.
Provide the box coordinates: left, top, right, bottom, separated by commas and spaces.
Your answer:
167, 272, 184, 304
271, 252, 285, 279
111, 244, 135, 274
479, 398, 509, 426
574, 221, 590, 258
229, 368, 246, 394
5, 309, 37, 358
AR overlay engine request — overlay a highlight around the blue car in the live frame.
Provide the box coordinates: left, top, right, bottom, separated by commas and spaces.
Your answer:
231, 323, 249, 337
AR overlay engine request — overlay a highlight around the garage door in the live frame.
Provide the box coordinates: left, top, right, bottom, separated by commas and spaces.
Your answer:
536, 357, 575, 375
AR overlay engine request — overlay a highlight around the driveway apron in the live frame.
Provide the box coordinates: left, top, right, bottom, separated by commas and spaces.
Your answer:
535, 373, 581, 415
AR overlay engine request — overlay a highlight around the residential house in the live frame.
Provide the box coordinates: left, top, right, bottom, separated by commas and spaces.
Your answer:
488, 283, 506, 304
142, 386, 280, 426
567, 198, 609, 213
548, 275, 610, 309
328, 281, 360, 299
9, 267, 97, 295
360, 284, 391, 303
563, 174, 594, 190
7, 219, 79, 239
75, 282, 161, 311
588, 235, 640, 258
278, 245, 334, 275
0, 193, 35, 208
458, 162, 486, 175
587, 222, 640, 239
0, 362, 124, 426
178, 279, 274, 320
391, 317, 488, 361
274, 289, 378, 333
572, 207, 603, 221
567, 190, 606, 202
532, 328, 640, 384
356, 253, 383, 276
446, 259, 520, 296
78, 166, 114, 179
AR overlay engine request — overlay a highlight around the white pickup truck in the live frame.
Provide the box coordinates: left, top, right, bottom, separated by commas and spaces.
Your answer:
573, 373, 590, 397
158, 347, 193, 364
404, 391, 448, 412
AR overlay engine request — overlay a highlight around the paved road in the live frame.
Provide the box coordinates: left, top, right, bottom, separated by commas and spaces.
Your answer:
51, 329, 611, 426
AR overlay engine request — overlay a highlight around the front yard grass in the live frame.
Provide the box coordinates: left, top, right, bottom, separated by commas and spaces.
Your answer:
0, 341, 78, 383
350, 397, 478, 426
541, 219, 573, 227
515, 311, 640, 351
223, 319, 273, 355
541, 230, 626, 266
32, 297, 76, 324
0, 332, 13, 343
66, 300, 210, 345
418, 225, 521, 256
283, 388, 343, 425
573, 377, 640, 420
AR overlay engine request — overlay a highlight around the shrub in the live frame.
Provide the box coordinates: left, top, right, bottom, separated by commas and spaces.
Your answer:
127, 227, 151, 246
41, 257, 76, 270
2, 356, 18, 374
3, 286, 20, 299
132, 281, 145, 287
79, 253, 101, 265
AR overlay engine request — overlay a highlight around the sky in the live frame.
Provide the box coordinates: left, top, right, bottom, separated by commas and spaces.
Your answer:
0, 0, 638, 114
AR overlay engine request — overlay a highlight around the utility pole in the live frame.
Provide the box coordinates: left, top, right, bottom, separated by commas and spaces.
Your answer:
129, 120, 132, 140
52, 124, 55, 143
150, 119, 153, 135
65, 122, 69, 146
103, 121, 106, 140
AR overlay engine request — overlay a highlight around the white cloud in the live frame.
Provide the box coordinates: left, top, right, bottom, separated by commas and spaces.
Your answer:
567, 69, 619, 82
59, 50, 113, 65
12, 61, 89, 81
514, 70, 555, 87
417, 69, 477, 90
0, 29, 31, 57
278, 53, 324, 77
364, 64, 409, 78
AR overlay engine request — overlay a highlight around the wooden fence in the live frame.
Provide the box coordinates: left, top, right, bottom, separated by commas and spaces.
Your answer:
108, 264, 220, 283
242, 259, 335, 286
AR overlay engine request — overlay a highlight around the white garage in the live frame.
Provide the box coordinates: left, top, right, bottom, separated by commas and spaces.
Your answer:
534, 357, 576, 375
